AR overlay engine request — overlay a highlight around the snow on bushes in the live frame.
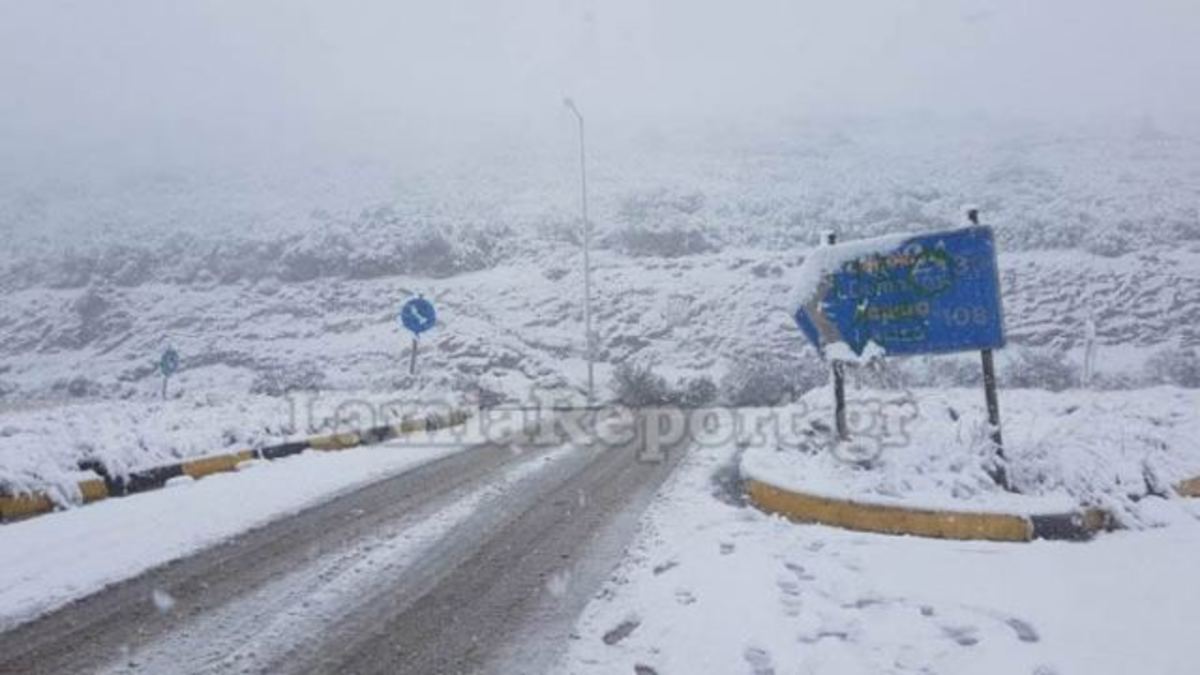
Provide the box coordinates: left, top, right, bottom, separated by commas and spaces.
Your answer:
1002, 347, 1080, 391
720, 351, 828, 407
0, 209, 515, 292
1145, 346, 1200, 388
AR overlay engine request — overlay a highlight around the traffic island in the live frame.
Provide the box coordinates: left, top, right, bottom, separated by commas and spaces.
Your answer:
0, 409, 471, 523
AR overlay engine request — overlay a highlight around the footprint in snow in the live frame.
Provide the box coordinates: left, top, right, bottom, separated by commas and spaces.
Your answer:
784, 561, 816, 581
743, 646, 776, 675
652, 560, 679, 575
1005, 617, 1040, 643
941, 624, 981, 647
603, 617, 641, 646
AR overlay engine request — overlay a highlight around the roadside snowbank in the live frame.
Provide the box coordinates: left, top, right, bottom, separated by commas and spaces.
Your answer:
0, 390, 467, 500
741, 387, 1200, 527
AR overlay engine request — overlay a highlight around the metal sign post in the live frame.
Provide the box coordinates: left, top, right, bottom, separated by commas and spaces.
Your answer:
820, 231, 849, 440
400, 296, 437, 375
966, 208, 1007, 489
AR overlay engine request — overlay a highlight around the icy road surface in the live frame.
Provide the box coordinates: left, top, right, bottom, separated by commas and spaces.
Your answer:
0, 411, 689, 674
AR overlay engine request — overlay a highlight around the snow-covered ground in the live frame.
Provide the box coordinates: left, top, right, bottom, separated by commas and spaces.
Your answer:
561, 436, 1200, 675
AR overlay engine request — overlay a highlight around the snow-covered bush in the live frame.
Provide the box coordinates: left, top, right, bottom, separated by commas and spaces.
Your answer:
606, 224, 716, 258
1084, 226, 1136, 257
1145, 347, 1200, 388
249, 362, 327, 397
610, 363, 677, 407
606, 188, 718, 257
678, 376, 718, 409
721, 352, 827, 407
904, 355, 983, 387
52, 376, 102, 398
845, 358, 906, 390
1002, 347, 1079, 391
3, 209, 516, 291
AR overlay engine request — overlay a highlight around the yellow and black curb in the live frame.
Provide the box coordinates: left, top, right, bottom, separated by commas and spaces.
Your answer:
0, 409, 471, 523
745, 478, 1112, 542
1176, 476, 1200, 498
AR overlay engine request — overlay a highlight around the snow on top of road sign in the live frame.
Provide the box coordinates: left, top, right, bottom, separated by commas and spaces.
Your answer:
794, 231, 914, 307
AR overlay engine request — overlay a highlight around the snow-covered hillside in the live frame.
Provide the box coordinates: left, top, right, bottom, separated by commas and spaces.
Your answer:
2, 121, 1199, 496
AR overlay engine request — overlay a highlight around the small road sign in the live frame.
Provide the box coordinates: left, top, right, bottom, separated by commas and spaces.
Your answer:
159, 347, 180, 399
400, 297, 437, 375
794, 226, 1005, 357
400, 297, 437, 336
160, 348, 180, 378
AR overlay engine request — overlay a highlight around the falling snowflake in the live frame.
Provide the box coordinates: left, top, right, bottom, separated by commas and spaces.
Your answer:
152, 588, 176, 613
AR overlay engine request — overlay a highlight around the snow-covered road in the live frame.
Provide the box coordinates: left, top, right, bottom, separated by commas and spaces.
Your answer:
0, 411, 689, 674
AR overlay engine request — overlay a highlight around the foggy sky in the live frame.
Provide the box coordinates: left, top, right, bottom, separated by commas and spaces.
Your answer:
2, 0, 1199, 173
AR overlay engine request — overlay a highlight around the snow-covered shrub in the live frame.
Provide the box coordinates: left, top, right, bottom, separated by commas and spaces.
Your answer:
1001, 347, 1079, 391
1090, 370, 1145, 391
52, 376, 102, 398
721, 352, 827, 407
277, 230, 354, 282
607, 188, 718, 257
45, 249, 96, 289
607, 224, 716, 258
845, 358, 906, 390
1084, 226, 1136, 257
610, 363, 677, 407
904, 355, 983, 387
678, 376, 718, 408
1145, 347, 1200, 388
617, 188, 706, 221
249, 362, 326, 397
534, 212, 581, 246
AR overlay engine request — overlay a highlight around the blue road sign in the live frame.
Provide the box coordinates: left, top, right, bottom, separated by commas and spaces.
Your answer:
160, 347, 180, 377
794, 226, 1005, 356
400, 297, 437, 336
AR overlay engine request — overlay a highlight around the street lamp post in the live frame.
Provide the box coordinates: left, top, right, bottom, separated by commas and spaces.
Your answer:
564, 97, 595, 405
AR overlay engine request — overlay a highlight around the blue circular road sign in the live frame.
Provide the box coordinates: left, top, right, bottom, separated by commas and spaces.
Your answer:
400, 297, 437, 336
160, 347, 180, 377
